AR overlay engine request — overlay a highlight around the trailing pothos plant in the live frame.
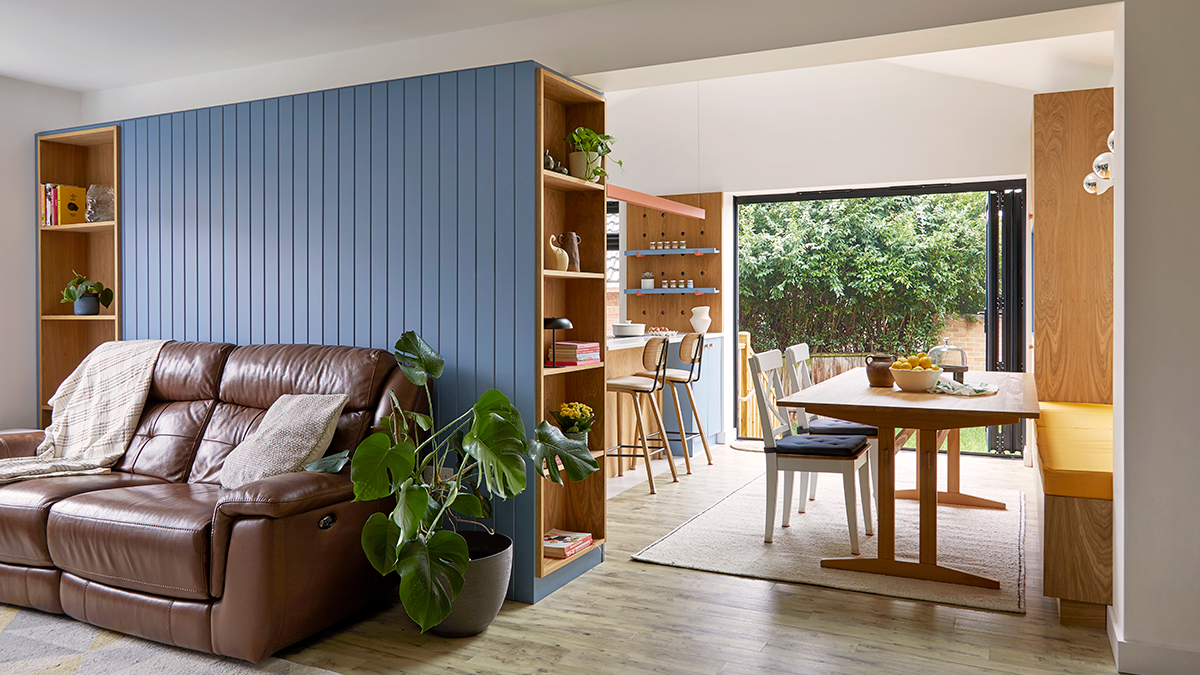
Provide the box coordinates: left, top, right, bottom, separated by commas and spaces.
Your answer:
309, 331, 599, 632
565, 126, 622, 181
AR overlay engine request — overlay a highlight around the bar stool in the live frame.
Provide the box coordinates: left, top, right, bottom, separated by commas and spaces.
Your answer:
638, 333, 714, 474
605, 337, 679, 494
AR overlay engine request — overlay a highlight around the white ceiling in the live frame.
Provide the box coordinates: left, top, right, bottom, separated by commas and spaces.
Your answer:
884, 32, 1113, 93
0, 0, 629, 91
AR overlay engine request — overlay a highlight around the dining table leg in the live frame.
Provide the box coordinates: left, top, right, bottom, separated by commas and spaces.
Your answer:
821, 425, 1000, 589
896, 427, 1008, 510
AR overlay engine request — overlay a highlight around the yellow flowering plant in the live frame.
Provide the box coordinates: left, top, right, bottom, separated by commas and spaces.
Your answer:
549, 401, 595, 434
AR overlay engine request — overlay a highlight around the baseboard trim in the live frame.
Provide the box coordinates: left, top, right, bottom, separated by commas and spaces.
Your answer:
1108, 609, 1200, 674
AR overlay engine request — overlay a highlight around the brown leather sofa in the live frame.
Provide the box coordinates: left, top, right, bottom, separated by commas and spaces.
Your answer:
0, 341, 420, 662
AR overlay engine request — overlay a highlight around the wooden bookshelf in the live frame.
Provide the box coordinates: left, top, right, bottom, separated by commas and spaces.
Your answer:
36, 126, 120, 426
535, 69, 608, 578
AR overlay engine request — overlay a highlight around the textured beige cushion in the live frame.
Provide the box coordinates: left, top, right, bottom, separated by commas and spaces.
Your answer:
219, 393, 349, 489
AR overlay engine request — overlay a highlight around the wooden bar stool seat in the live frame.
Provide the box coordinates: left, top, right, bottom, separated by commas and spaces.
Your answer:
605, 337, 679, 494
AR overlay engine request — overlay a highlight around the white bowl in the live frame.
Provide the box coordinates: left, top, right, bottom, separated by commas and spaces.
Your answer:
889, 367, 942, 392
612, 323, 646, 337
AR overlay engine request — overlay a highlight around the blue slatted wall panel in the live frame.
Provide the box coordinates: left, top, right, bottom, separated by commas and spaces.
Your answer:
116, 61, 547, 602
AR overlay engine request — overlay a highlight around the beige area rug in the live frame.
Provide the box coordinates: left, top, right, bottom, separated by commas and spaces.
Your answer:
633, 473, 1026, 613
0, 606, 336, 675
728, 439, 764, 453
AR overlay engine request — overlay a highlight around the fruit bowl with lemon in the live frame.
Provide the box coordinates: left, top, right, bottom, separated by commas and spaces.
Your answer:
889, 353, 944, 392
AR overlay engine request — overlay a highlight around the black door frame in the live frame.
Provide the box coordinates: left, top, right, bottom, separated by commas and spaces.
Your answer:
733, 179, 1028, 455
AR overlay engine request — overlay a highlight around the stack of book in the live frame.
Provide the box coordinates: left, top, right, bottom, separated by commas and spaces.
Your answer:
542, 529, 593, 559
546, 341, 600, 367
40, 184, 88, 227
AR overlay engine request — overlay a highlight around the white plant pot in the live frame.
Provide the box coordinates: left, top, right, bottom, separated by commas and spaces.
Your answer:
568, 151, 601, 182
641, 278, 655, 289
690, 306, 711, 334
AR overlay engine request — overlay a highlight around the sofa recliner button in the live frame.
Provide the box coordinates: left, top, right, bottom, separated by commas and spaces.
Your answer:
318, 514, 337, 530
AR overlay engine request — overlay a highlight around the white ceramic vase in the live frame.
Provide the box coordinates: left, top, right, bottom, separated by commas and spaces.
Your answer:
689, 306, 711, 334
568, 151, 601, 182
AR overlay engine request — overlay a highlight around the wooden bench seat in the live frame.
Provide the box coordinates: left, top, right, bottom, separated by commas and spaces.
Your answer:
1034, 401, 1113, 629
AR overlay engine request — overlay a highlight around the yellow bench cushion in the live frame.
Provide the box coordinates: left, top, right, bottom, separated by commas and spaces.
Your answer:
1036, 402, 1113, 501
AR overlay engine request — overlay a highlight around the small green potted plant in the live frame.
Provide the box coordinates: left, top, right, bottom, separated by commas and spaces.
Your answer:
565, 126, 622, 183
549, 401, 595, 446
317, 331, 599, 636
60, 271, 114, 316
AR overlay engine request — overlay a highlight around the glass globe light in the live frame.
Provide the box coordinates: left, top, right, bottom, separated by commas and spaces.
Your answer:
1093, 152, 1114, 180
1084, 172, 1100, 195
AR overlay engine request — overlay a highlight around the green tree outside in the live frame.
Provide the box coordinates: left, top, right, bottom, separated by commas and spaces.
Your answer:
738, 193, 986, 355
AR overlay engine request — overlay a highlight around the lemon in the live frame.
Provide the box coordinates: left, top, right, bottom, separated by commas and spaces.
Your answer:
931, 364, 941, 371
918, 352, 928, 360
913, 366, 924, 371
895, 361, 912, 370
919, 356, 932, 369
907, 355, 920, 367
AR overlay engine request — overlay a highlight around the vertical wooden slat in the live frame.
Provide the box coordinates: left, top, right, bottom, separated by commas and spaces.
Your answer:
385, 80, 405, 344
456, 70, 477, 416
421, 75, 440, 350
369, 82, 388, 349
146, 116, 160, 339
264, 98, 280, 344
403, 77, 422, 339
338, 88, 356, 346
245, 101, 261, 344
291, 95, 308, 344
307, 92, 324, 344
171, 113, 184, 339
278, 97, 294, 345
439, 72, 458, 416
322, 91, 339, 346
475, 68, 496, 395
183, 111, 198, 341
210, 109, 225, 342
196, 109, 211, 341
494, 64, 516, 398
354, 84, 372, 348
222, 105, 238, 343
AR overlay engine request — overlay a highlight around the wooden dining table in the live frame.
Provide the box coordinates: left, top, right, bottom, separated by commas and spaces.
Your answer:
778, 367, 1040, 589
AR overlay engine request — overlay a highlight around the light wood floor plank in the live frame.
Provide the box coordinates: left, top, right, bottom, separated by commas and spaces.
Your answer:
279, 445, 1116, 674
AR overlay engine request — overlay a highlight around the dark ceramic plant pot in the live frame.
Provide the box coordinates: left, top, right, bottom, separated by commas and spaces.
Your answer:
73, 294, 100, 316
430, 531, 513, 638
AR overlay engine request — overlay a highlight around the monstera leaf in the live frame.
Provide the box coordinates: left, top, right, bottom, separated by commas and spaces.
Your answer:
529, 420, 599, 484
461, 389, 529, 499
360, 512, 402, 575
393, 331, 444, 386
395, 531, 470, 632
350, 433, 416, 502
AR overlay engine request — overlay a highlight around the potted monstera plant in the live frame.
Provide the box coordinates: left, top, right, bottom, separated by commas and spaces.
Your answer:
322, 332, 599, 636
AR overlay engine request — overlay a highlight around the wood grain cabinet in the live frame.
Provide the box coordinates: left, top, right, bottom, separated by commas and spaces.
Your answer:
35, 126, 121, 427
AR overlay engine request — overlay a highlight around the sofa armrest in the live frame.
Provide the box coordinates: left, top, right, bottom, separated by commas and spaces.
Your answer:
215, 470, 354, 520
0, 430, 44, 459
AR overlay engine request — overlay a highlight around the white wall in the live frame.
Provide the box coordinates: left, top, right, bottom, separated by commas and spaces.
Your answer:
0, 76, 82, 429
606, 60, 1034, 197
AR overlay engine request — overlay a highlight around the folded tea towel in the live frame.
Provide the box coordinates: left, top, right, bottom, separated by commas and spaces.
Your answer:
0, 339, 169, 484
930, 376, 998, 397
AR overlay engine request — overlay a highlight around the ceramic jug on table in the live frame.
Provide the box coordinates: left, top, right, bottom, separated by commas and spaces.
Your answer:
865, 354, 896, 387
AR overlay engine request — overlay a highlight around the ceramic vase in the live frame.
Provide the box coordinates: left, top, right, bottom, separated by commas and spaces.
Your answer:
689, 306, 711, 334
564, 430, 588, 446
560, 232, 582, 272
568, 151, 600, 182
547, 236, 569, 271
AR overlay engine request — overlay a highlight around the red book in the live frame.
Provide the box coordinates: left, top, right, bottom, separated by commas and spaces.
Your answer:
546, 360, 602, 367
543, 529, 593, 558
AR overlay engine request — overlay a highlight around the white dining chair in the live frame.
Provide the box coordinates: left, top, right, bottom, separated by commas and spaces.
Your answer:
750, 349, 873, 552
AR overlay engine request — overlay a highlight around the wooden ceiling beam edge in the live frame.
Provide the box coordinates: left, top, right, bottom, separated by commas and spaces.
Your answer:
606, 184, 706, 220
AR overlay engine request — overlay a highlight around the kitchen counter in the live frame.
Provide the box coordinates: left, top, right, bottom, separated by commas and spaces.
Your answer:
607, 332, 722, 351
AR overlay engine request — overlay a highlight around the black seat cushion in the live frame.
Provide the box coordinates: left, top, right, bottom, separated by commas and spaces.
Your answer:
808, 417, 878, 437
772, 434, 868, 457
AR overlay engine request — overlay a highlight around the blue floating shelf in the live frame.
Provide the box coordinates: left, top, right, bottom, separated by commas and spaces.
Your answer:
624, 288, 720, 295
625, 248, 719, 257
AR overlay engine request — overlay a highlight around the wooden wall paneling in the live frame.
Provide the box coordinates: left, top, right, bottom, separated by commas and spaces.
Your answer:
1044, 494, 1113, 605
354, 85, 372, 349
1033, 88, 1114, 404
263, 99, 280, 345
437, 73, 458, 409
276, 99, 292, 345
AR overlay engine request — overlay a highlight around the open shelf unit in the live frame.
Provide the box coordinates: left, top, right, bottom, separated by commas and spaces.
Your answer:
626, 193, 725, 333
36, 126, 121, 427
535, 69, 608, 578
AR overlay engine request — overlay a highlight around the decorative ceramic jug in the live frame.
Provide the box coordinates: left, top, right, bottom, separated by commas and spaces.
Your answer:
689, 306, 711, 334
547, 236, 569, 271
865, 354, 896, 387
560, 232, 582, 272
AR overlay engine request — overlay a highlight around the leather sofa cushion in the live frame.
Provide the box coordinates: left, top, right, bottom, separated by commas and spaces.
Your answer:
219, 344, 392, 412
0, 561, 62, 614
60, 573, 213, 654
48, 483, 223, 601
114, 400, 217, 482
148, 341, 234, 402
0, 473, 165, 567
